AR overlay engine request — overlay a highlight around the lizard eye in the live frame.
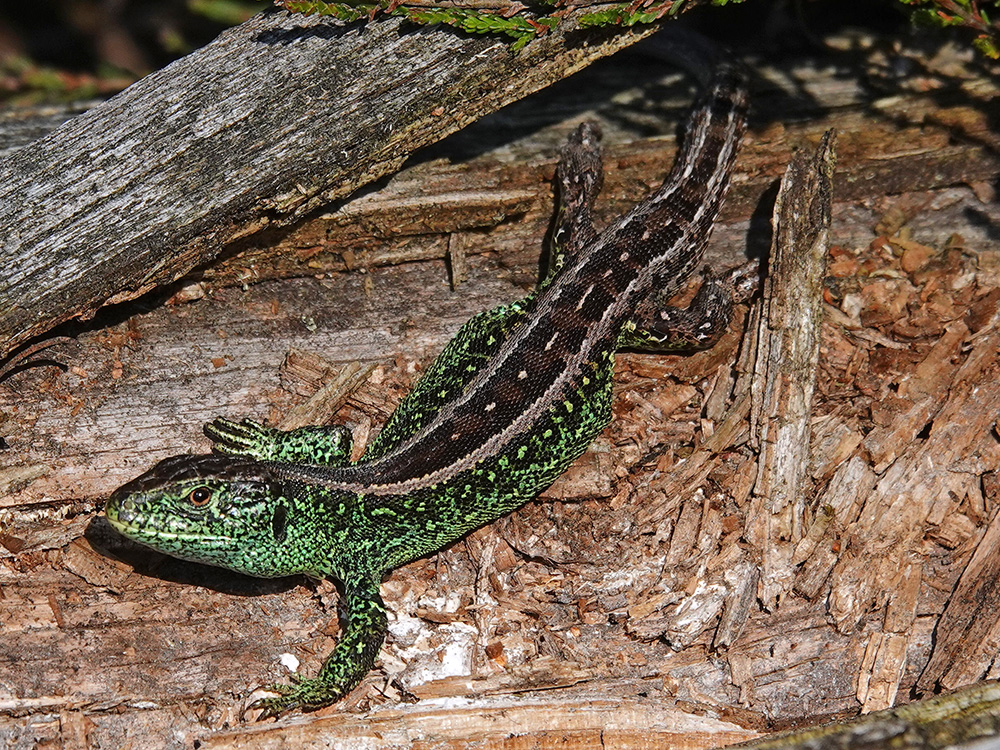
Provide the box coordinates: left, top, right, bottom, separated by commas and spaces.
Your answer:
188, 487, 213, 506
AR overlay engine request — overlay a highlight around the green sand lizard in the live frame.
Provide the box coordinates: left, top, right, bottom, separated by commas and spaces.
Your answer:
106, 55, 751, 716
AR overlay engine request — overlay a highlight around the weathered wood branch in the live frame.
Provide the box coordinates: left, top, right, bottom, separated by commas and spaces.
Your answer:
745, 130, 835, 609
0, 7, 675, 360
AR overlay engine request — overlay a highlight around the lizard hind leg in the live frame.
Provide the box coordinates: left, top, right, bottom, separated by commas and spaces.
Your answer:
544, 122, 604, 286
205, 418, 355, 467
619, 261, 759, 351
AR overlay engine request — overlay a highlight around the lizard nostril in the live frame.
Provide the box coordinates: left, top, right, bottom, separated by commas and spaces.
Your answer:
110, 497, 137, 521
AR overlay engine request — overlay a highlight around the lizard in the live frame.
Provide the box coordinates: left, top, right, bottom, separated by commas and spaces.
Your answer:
105, 47, 751, 717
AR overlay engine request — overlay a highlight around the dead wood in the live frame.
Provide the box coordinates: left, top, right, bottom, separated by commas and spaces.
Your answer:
729, 680, 1000, 750
745, 130, 836, 609
2, 21, 999, 345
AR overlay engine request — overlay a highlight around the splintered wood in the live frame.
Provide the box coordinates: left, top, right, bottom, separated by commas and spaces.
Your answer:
745, 131, 836, 610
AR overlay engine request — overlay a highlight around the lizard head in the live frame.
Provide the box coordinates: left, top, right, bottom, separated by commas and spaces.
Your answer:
106, 454, 328, 578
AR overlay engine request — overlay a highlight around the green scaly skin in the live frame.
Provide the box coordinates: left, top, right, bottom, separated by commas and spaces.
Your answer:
105, 60, 751, 717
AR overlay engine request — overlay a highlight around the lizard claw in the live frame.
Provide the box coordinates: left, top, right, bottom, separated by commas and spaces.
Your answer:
204, 418, 355, 466
714, 259, 761, 304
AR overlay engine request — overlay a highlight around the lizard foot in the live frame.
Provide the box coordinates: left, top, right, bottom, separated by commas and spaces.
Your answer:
205, 417, 275, 460
205, 417, 354, 466
246, 675, 346, 720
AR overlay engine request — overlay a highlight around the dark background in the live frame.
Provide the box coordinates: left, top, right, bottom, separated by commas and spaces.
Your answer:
0, 0, 928, 105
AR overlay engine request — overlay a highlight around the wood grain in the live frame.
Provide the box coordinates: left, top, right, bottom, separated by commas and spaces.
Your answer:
745, 130, 835, 609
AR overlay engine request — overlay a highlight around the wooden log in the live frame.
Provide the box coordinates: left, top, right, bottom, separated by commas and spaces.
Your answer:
0, 7, 668, 360
728, 680, 1000, 750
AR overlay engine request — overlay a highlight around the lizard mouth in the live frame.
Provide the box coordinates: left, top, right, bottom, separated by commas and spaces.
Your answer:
106, 503, 233, 548
109, 518, 233, 545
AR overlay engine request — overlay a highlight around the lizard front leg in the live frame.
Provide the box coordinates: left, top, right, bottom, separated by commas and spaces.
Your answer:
249, 576, 387, 718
